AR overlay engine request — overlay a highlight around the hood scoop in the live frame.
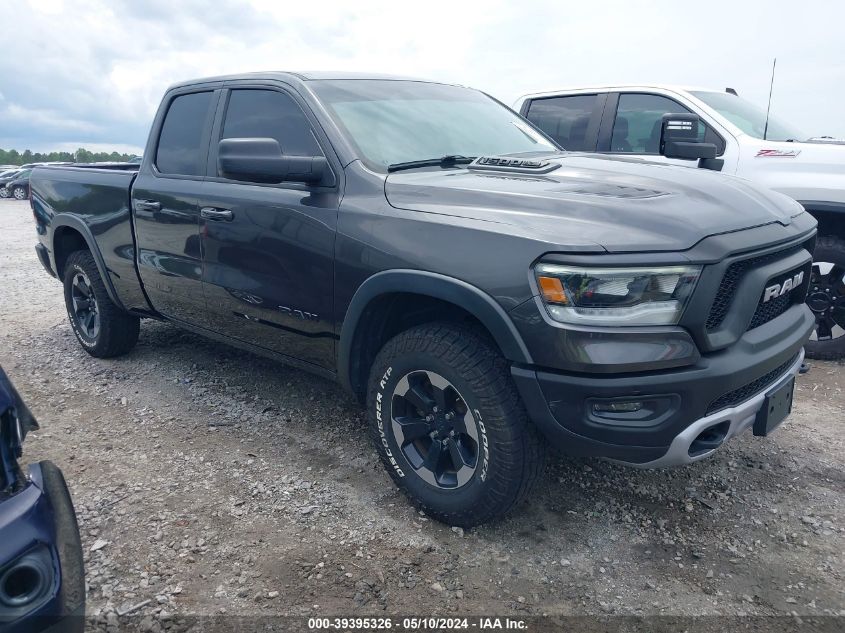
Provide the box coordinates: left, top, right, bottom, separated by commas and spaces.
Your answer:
468, 156, 560, 175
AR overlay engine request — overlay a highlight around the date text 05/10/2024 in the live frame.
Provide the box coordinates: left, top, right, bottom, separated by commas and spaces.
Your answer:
307, 617, 528, 630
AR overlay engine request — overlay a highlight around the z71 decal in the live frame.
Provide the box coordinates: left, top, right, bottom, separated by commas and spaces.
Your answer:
755, 149, 801, 158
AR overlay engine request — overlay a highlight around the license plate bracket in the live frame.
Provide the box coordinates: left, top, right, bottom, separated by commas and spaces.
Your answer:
753, 376, 795, 437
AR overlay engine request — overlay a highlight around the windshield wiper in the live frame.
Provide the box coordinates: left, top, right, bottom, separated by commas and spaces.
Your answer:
387, 155, 475, 173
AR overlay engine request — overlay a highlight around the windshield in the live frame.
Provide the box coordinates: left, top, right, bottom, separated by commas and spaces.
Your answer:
691, 91, 806, 141
310, 80, 557, 169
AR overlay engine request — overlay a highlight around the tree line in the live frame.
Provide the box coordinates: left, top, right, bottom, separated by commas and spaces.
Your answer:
0, 148, 138, 166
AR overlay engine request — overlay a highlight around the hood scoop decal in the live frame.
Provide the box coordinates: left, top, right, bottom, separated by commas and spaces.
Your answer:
555, 182, 670, 200
468, 156, 560, 175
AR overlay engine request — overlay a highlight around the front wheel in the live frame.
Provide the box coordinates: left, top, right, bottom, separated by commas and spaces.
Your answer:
62, 250, 140, 357
12, 186, 27, 200
367, 322, 546, 527
0, 187, 9, 198
805, 235, 845, 360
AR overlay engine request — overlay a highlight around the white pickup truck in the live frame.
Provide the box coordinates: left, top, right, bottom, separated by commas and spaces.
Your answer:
514, 85, 845, 359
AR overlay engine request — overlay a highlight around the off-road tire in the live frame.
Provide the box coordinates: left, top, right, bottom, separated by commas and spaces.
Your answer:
63, 250, 140, 357
367, 322, 546, 527
805, 235, 845, 361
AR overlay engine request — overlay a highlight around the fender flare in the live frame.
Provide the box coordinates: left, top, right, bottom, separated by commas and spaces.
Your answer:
51, 214, 127, 311
337, 269, 533, 394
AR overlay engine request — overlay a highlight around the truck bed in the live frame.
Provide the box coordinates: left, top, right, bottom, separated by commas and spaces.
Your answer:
30, 165, 150, 312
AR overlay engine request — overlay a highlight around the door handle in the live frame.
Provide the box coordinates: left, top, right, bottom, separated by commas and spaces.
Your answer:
200, 207, 233, 221
134, 199, 161, 212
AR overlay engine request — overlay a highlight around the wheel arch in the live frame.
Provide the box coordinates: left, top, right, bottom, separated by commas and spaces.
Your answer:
338, 270, 533, 402
799, 202, 845, 360
51, 215, 126, 311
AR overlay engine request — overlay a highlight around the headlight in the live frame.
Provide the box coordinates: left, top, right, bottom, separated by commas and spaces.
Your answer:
534, 264, 701, 326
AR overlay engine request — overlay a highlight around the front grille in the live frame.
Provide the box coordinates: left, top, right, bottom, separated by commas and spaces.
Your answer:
746, 261, 811, 330
706, 354, 798, 415
705, 247, 801, 332
748, 292, 791, 330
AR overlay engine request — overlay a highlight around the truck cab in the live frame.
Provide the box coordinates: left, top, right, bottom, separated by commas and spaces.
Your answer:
515, 85, 845, 359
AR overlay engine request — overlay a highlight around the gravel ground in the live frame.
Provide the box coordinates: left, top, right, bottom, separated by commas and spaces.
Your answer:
0, 198, 843, 627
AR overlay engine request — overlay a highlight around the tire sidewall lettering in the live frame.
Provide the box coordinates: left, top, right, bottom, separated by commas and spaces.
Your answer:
475, 409, 489, 482
375, 366, 405, 478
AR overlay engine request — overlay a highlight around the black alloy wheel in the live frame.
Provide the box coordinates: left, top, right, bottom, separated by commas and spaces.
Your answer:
70, 271, 100, 340
808, 260, 845, 343
390, 369, 480, 489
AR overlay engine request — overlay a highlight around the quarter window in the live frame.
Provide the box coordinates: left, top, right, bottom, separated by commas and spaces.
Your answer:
524, 95, 597, 151
156, 91, 214, 176
221, 89, 323, 158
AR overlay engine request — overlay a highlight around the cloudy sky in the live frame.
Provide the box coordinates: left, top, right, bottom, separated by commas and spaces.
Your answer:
2, 0, 843, 153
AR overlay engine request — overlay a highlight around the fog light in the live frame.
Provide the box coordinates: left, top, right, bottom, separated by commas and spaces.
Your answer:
0, 545, 53, 611
586, 395, 681, 428
592, 401, 643, 414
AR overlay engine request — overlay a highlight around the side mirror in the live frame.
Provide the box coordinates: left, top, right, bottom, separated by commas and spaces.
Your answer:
659, 114, 723, 172
659, 114, 717, 160
218, 138, 327, 185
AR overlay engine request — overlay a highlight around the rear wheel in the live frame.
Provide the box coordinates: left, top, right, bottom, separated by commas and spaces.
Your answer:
62, 250, 140, 357
0, 187, 9, 198
367, 322, 546, 527
12, 186, 26, 200
805, 235, 845, 360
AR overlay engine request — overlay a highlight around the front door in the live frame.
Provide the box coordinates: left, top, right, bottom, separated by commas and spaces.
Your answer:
197, 87, 339, 370
601, 92, 726, 166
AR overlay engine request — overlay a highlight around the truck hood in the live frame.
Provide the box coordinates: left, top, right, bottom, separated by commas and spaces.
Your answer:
806, 137, 845, 145
385, 153, 803, 253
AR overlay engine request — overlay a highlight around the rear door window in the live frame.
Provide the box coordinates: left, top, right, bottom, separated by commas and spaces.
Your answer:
524, 95, 599, 151
156, 91, 215, 176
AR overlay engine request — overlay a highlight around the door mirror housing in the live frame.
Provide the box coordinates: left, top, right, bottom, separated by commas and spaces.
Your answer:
659, 114, 723, 171
659, 114, 716, 160
218, 138, 327, 185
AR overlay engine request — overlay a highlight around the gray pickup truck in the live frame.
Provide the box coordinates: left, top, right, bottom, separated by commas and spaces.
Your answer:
29, 72, 816, 526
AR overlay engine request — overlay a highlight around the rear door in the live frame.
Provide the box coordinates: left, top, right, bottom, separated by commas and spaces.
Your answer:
520, 94, 605, 152
132, 87, 220, 326
196, 84, 340, 370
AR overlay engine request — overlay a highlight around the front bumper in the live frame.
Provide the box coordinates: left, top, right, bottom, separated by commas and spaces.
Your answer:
619, 350, 803, 467
0, 463, 84, 633
512, 305, 814, 467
